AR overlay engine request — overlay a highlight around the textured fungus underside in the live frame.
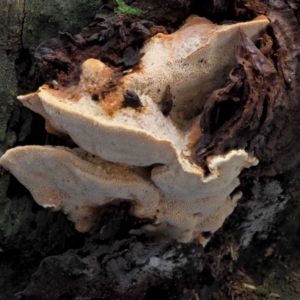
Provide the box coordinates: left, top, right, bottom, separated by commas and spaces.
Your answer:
1, 144, 257, 243
0, 15, 270, 243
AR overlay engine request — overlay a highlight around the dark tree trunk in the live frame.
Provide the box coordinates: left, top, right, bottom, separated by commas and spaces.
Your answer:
1, 1, 300, 299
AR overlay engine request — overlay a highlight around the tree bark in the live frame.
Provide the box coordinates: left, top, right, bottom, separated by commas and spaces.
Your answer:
1, 1, 300, 299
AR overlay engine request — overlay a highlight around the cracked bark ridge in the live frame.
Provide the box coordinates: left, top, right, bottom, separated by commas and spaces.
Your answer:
195, 1, 300, 177
16, 206, 203, 300
34, 14, 167, 87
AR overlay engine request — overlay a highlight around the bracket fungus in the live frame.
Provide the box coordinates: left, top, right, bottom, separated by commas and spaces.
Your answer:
0, 15, 269, 244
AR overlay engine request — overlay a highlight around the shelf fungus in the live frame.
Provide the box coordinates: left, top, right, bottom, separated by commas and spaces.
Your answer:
0, 15, 269, 244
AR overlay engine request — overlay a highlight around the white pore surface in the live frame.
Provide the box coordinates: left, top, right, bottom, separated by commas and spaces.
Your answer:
2, 15, 267, 244
123, 15, 269, 126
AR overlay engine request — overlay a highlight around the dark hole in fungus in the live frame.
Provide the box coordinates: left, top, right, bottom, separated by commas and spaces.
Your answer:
202, 231, 212, 239
159, 84, 173, 116
91, 94, 99, 101
122, 90, 143, 109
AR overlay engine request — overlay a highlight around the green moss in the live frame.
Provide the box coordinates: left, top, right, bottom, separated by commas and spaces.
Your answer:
256, 286, 268, 296
114, 0, 144, 17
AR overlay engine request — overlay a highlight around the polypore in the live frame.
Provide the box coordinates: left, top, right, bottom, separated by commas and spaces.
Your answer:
0, 15, 268, 244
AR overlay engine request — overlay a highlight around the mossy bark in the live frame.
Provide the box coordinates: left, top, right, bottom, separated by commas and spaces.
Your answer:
0, 1, 101, 298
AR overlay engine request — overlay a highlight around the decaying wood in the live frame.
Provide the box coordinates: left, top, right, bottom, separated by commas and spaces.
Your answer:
34, 14, 167, 87
196, 1, 300, 177
17, 205, 203, 300
1, 1, 300, 299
